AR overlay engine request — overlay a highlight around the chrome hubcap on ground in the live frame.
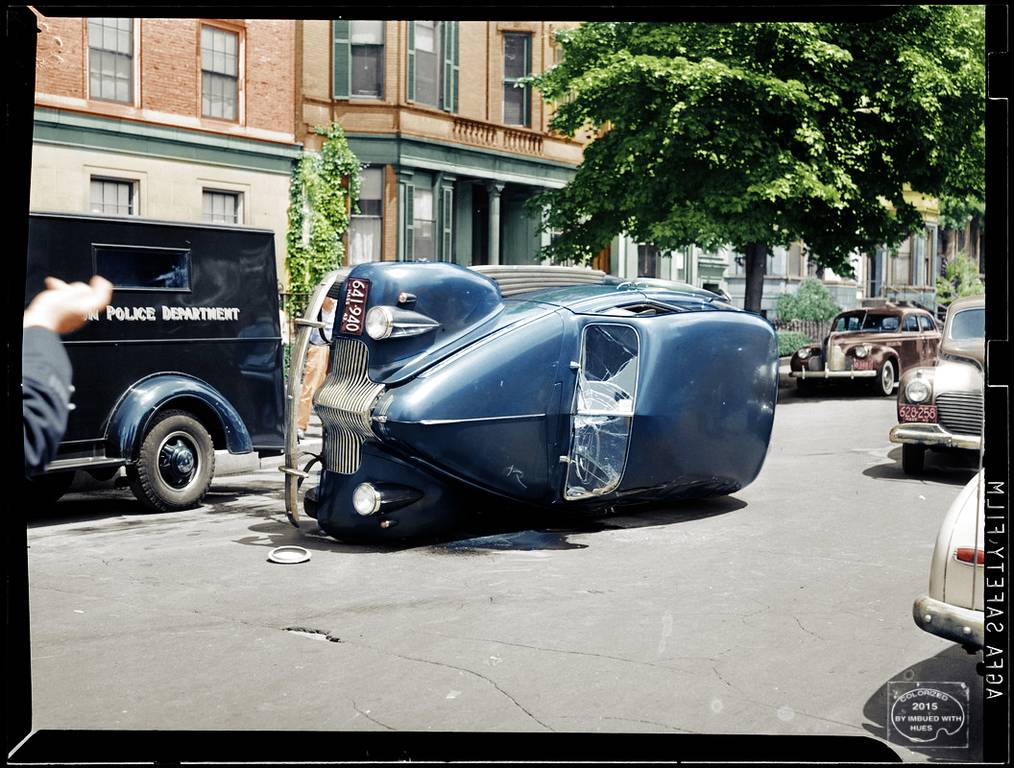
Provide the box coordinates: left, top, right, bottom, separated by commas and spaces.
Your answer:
158, 431, 199, 489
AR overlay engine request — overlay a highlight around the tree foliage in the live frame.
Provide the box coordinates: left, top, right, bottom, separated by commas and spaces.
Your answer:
528, 8, 985, 303
775, 278, 841, 322
285, 123, 362, 319
935, 252, 984, 307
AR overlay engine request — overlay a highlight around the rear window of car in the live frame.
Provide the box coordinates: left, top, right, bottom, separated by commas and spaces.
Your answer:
949, 307, 985, 340
918, 315, 935, 332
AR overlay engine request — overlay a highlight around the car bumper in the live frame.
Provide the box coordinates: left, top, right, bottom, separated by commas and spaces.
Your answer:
913, 595, 984, 650
889, 423, 982, 451
790, 369, 877, 379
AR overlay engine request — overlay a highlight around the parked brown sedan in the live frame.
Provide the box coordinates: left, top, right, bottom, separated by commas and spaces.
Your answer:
890, 294, 985, 473
789, 304, 941, 396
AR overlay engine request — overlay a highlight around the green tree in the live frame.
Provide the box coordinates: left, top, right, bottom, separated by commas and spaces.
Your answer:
528, 7, 985, 312
285, 123, 362, 320
775, 278, 840, 322
936, 252, 984, 307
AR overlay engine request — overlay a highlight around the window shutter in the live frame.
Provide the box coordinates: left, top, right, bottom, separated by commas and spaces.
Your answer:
403, 184, 414, 260
406, 21, 415, 102
524, 33, 532, 126
441, 186, 453, 262
332, 20, 350, 99
451, 21, 459, 113
441, 21, 459, 113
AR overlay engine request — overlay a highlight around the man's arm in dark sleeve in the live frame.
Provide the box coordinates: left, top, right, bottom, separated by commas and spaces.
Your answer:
22, 326, 73, 475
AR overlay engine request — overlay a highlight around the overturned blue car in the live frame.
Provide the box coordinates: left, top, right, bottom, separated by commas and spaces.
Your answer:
283, 263, 777, 542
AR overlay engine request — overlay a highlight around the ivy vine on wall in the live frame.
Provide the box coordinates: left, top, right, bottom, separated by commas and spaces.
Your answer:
285, 122, 362, 319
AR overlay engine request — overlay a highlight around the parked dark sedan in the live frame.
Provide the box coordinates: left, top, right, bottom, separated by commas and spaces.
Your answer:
283, 263, 779, 542
789, 304, 941, 396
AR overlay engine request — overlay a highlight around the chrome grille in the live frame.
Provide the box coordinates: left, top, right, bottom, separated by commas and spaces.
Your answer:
936, 391, 984, 437
827, 344, 845, 371
313, 338, 385, 474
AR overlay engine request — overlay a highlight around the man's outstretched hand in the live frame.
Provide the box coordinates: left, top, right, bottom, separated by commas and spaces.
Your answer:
23, 276, 114, 335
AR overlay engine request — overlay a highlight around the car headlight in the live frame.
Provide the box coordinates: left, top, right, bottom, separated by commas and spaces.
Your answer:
352, 483, 382, 516
797, 348, 810, 359
365, 305, 440, 340
853, 345, 870, 359
905, 378, 931, 404
365, 306, 395, 340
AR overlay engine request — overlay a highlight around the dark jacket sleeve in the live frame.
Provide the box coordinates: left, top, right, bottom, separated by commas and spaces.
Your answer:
22, 326, 73, 476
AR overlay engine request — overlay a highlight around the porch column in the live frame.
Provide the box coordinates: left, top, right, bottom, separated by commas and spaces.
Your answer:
486, 181, 505, 266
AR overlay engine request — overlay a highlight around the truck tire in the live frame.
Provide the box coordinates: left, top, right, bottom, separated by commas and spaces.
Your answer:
127, 409, 215, 511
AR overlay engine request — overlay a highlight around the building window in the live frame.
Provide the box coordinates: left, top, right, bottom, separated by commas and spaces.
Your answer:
90, 177, 136, 216
408, 21, 458, 112
637, 244, 660, 278
349, 167, 383, 265
413, 21, 441, 107
503, 32, 532, 127
351, 21, 384, 97
201, 26, 239, 121
202, 190, 241, 224
88, 18, 134, 104
413, 187, 435, 261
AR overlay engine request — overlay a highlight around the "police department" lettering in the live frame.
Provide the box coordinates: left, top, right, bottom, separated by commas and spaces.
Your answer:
91, 306, 241, 321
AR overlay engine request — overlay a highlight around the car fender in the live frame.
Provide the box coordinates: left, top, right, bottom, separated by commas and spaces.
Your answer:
105, 373, 253, 461
867, 345, 900, 370
898, 365, 937, 402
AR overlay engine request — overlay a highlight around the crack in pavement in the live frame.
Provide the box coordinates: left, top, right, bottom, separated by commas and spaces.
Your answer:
793, 615, 823, 641
709, 665, 864, 733
351, 699, 395, 731
552, 714, 695, 733
340, 639, 554, 732
419, 629, 717, 675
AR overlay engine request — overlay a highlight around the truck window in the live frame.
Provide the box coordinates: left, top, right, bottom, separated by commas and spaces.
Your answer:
94, 244, 191, 291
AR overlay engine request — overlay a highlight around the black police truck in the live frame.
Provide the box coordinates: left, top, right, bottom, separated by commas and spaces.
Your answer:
25, 212, 285, 510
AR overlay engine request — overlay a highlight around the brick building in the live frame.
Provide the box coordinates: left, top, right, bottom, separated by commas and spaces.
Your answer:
30, 14, 300, 281
296, 20, 586, 268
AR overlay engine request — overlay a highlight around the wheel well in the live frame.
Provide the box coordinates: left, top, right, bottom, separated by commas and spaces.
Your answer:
152, 397, 226, 450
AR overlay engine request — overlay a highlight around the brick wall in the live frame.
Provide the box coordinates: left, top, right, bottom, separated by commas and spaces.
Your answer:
34, 14, 295, 140
34, 16, 85, 97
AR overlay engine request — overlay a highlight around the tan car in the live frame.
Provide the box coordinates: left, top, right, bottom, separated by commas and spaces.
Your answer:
913, 470, 984, 653
789, 304, 942, 396
890, 294, 984, 474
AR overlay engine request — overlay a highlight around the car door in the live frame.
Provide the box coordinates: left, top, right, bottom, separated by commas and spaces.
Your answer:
919, 313, 941, 361
901, 313, 921, 370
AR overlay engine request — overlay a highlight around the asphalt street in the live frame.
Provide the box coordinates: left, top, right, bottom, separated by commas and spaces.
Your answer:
24, 383, 983, 761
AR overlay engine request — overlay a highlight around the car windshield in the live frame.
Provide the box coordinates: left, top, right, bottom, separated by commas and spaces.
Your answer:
949, 307, 985, 340
861, 314, 899, 332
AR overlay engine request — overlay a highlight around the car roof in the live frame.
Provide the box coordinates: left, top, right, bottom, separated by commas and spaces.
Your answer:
947, 294, 985, 314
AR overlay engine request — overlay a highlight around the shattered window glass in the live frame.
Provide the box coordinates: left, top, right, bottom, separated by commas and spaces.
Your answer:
565, 324, 639, 500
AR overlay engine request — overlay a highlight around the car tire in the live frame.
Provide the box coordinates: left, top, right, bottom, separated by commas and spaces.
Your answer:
127, 409, 215, 512
901, 444, 925, 474
27, 471, 75, 507
873, 359, 897, 397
